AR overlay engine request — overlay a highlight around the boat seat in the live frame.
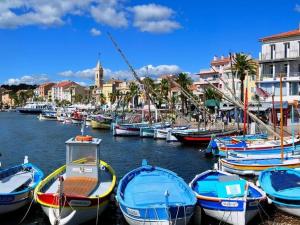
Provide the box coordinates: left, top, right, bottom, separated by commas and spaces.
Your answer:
63, 177, 98, 197
0, 171, 32, 193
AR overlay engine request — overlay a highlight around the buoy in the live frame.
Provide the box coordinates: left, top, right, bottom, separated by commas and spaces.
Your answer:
75, 135, 93, 142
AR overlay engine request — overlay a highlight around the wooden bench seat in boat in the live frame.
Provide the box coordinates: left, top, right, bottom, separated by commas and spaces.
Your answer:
63, 177, 98, 197
0, 171, 32, 193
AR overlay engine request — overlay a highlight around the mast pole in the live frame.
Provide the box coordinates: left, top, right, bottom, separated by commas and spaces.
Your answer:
280, 73, 284, 161
243, 71, 248, 139
272, 94, 276, 140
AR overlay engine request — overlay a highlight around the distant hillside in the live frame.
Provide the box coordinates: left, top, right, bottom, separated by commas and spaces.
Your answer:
1, 83, 37, 92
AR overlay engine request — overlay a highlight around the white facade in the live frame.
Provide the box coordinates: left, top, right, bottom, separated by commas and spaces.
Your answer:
258, 30, 300, 103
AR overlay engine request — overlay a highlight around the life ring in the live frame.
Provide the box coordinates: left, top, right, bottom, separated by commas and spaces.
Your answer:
75, 135, 93, 142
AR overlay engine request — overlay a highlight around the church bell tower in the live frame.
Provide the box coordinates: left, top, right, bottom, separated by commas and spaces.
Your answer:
95, 60, 103, 90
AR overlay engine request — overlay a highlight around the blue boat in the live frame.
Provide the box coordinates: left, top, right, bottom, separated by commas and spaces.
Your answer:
0, 157, 44, 214
190, 170, 266, 225
259, 167, 300, 217
116, 160, 196, 225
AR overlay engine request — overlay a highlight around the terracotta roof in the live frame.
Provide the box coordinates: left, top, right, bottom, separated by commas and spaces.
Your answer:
197, 70, 219, 76
39, 82, 55, 88
260, 29, 300, 42
53, 81, 77, 88
211, 57, 230, 65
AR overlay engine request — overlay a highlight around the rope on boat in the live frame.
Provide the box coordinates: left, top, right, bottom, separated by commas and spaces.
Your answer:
173, 205, 180, 225
18, 196, 35, 225
143, 208, 148, 225
153, 207, 161, 225
183, 206, 187, 225
96, 195, 100, 225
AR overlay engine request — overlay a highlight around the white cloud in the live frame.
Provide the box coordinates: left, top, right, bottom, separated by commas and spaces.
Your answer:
59, 64, 183, 81
90, 5, 128, 28
90, 27, 101, 36
0, 1, 181, 33
131, 4, 181, 33
5, 74, 50, 85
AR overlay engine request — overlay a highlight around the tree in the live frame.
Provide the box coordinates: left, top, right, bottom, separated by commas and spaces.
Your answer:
143, 77, 156, 121
204, 87, 222, 101
99, 93, 106, 105
232, 53, 257, 102
157, 78, 170, 108
254, 94, 260, 114
74, 94, 83, 103
176, 73, 192, 114
129, 82, 140, 108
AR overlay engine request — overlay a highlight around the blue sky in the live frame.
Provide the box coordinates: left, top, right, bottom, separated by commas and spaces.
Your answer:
0, 0, 299, 86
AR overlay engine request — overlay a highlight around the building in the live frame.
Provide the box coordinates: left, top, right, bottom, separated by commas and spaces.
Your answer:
258, 27, 300, 103
51, 81, 87, 103
93, 60, 104, 104
1, 90, 15, 107
195, 55, 258, 104
102, 79, 123, 105
37, 82, 56, 101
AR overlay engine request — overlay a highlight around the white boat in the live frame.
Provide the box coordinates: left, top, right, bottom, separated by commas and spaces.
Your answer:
18, 102, 55, 114
154, 126, 189, 141
35, 135, 116, 225
38, 111, 57, 121
113, 123, 149, 136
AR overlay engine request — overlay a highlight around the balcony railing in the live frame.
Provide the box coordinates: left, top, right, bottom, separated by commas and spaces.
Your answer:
289, 72, 300, 77
260, 50, 299, 60
260, 73, 288, 81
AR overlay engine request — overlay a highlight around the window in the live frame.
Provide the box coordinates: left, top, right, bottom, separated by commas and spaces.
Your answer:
290, 82, 298, 96
269, 65, 274, 75
284, 42, 290, 58
298, 64, 300, 73
284, 64, 288, 75
274, 82, 287, 96
270, 44, 276, 59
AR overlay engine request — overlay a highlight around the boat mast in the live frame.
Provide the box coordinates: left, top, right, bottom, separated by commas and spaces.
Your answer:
243, 71, 248, 139
280, 73, 284, 161
229, 52, 239, 130
272, 94, 276, 140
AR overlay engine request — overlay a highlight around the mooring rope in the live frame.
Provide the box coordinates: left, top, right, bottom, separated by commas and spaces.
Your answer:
18, 196, 35, 225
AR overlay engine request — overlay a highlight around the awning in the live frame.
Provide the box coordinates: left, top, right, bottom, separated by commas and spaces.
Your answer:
205, 99, 220, 108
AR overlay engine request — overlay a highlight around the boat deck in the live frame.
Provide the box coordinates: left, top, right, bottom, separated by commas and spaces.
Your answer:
0, 171, 33, 193
124, 170, 189, 207
46, 169, 112, 197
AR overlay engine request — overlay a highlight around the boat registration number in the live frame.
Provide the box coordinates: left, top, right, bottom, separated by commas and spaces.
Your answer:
221, 201, 238, 207
126, 207, 140, 217
69, 200, 91, 207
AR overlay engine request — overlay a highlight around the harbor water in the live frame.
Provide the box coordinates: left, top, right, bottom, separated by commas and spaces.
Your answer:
0, 112, 299, 225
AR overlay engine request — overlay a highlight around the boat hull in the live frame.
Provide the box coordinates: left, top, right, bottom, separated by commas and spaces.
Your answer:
275, 203, 300, 217
41, 200, 109, 225
113, 126, 140, 136
0, 192, 30, 214
18, 109, 43, 114
91, 120, 111, 129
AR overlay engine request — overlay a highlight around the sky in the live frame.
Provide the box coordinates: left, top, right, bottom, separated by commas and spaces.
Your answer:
0, 0, 300, 86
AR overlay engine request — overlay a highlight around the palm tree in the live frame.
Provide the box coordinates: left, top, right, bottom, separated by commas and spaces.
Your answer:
129, 82, 140, 108
99, 93, 106, 105
232, 53, 257, 102
158, 78, 170, 108
176, 73, 192, 114
143, 77, 156, 122
254, 94, 260, 115
204, 87, 222, 101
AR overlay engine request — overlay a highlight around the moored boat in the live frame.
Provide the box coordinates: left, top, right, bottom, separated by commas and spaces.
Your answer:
139, 123, 171, 138
113, 122, 148, 136
219, 156, 300, 176
173, 129, 241, 145
258, 167, 300, 217
90, 115, 112, 130
190, 170, 265, 225
38, 111, 57, 121
116, 160, 196, 225
0, 157, 44, 214
34, 135, 116, 225
154, 126, 189, 141
18, 102, 55, 114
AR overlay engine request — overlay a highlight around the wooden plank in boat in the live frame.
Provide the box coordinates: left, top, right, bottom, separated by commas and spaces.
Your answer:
63, 177, 98, 197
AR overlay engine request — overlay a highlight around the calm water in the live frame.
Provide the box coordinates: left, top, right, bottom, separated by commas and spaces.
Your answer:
0, 112, 298, 225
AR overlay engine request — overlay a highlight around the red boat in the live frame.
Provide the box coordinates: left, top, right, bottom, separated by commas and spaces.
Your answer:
173, 129, 241, 145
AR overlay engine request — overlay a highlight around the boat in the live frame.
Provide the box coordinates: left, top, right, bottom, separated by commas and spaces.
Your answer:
154, 126, 189, 141
18, 102, 55, 114
90, 115, 112, 130
212, 138, 300, 157
258, 167, 300, 217
0, 156, 44, 214
71, 111, 85, 124
38, 111, 57, 121
173, 129, 241, 145
190, 170, 265, 225
35, 135, 116, 225
219, 157, 300, 176
139, 123, 171, 138
113, 122, 149, 136
116, 160, 196, 225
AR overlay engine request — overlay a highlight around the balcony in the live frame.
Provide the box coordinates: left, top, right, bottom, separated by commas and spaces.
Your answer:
260, 50, 299, 61
260, 73, 288, 81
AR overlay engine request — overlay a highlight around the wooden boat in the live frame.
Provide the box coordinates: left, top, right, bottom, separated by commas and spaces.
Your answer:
214, 138, 300, 157
90, 115, 112, 130
113, 122, 148, 136
173, 129, 241, 145
35, 135, 116, 225
153, 126, 189, 141
38, 111, 57, 121
219, 157, 300, 176
0, 157, 44, 214
116, 160, 196, 225
71, 111, 85, 124
139, 123, 171, 138
258, 168, 300, 217
190, 170, 265, 225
